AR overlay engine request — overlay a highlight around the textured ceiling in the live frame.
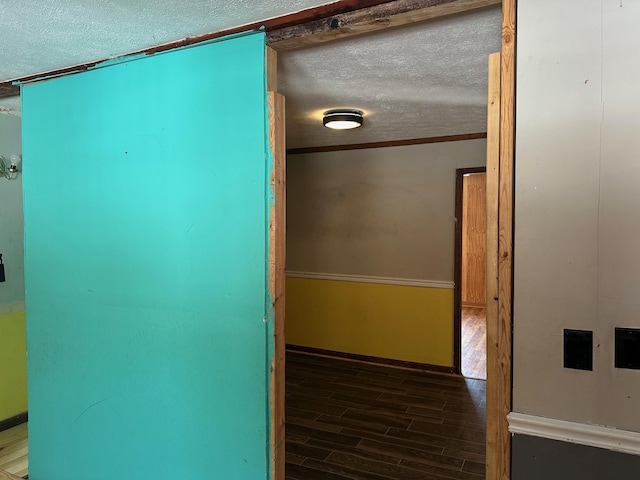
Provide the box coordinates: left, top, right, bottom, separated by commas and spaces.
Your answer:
279, 7, 501, 148
0, 0, 331, 82
0, 1, 501, 149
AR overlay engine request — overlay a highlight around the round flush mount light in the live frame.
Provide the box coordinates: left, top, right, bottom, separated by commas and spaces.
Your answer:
323, 109, 364, 130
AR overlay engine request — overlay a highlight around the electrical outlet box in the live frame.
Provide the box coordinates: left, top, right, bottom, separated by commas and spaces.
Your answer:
615, 328, 640, 370
563, 329, 593, 371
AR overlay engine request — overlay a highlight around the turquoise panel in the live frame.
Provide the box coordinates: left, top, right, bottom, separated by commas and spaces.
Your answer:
22, 33, 270, 480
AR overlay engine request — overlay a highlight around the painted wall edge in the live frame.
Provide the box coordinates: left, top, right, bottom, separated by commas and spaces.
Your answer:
286, 271, 454, 289
0, 301, 25, 315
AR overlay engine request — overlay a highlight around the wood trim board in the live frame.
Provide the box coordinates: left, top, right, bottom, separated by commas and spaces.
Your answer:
267, 47, 287, 480
485, 51, 503, 480
0, 412, 27, 433
486, 0, 517, 477
287, 132, 487, 155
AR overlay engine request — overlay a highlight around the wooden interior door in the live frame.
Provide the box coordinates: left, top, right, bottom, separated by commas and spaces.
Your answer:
462, 172, 487, 307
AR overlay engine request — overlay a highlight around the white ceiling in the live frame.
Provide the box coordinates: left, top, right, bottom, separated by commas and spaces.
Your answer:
0, 1, 501, 149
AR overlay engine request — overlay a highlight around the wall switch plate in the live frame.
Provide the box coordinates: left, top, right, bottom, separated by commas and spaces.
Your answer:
563, 329, 593, 371
615, 328, 640, 370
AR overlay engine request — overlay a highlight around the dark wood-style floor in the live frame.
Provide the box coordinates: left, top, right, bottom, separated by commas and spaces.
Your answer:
461, 307, 487, 380
286, 351, 486, 480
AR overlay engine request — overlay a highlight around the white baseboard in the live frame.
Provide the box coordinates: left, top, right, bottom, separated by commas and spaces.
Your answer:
285, 271, 454, 289
508, 412, 640, 456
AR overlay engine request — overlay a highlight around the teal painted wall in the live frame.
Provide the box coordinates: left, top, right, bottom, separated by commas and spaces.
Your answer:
0, 114, 28, 421
22, 33, 272, 480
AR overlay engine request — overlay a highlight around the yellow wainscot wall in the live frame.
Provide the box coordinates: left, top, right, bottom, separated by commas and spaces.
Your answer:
0, 310, 28, 420
286, 276, 454, 368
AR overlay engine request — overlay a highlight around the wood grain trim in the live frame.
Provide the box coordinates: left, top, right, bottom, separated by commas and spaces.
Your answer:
454, 167, 486, 375
496, 0, 515, 476
268, 0, 502, 51
0, 412, 27, 433
287, 344, 457, 374
485, 51, 502, 480
287, 132, 487, 155
267, 47, 286, 479
487, 0, 517, 476
0, 0, 395, 90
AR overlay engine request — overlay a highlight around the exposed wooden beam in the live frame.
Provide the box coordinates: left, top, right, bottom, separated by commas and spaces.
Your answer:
287, 132, 487, 155
268, 0, 502, 51
0, 84, 19, 99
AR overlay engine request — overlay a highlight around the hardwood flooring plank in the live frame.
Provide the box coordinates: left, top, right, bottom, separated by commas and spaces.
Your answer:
286, 423, 362, 447
408, 420, 487, 444
339, 428, 444, 455
385, 428, 486, 455
341, 408, 413, 429
286, 441, 332, 461
287, 395, 349, 416
326, 451, 458, 480
303, 457, 398, 480
286, 462, 353, 480
400, 458, 484, 479
442, 448, 486, 464
358, 438, 465, 470
286, 406, 321, 420
462, 459, 486, 475
305, 439, 402, 466
285, 453, 306, 465
285, 351, 486, 479
316, 415, 389, 434
377, 393, 446, 410
406, 405, 485, 427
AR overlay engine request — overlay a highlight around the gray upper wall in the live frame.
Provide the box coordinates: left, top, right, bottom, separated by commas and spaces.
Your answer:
514, 0, 640, 431
286, 140, 486, 282
0, 114, 23, 306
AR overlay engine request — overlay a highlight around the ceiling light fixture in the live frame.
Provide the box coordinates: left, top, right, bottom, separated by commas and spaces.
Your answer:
323, 109, 364, 130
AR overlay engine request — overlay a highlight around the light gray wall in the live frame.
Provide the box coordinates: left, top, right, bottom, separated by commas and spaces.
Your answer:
287, 139, 486, 281
0, 114, 24, 306
514, 0, 640, 431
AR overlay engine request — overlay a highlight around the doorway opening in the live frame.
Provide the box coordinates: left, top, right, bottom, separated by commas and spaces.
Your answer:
454, 167, 487, 380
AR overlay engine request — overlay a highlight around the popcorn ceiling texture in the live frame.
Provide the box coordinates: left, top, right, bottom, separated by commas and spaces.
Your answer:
279, 7, 501, 148
0, 2, 501, 148
0, 0, 330, 82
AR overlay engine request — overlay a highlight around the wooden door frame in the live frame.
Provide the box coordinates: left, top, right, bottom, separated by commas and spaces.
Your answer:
266, 2, 516, 479
271, 13, 515, 476
454, 166, 487, 376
